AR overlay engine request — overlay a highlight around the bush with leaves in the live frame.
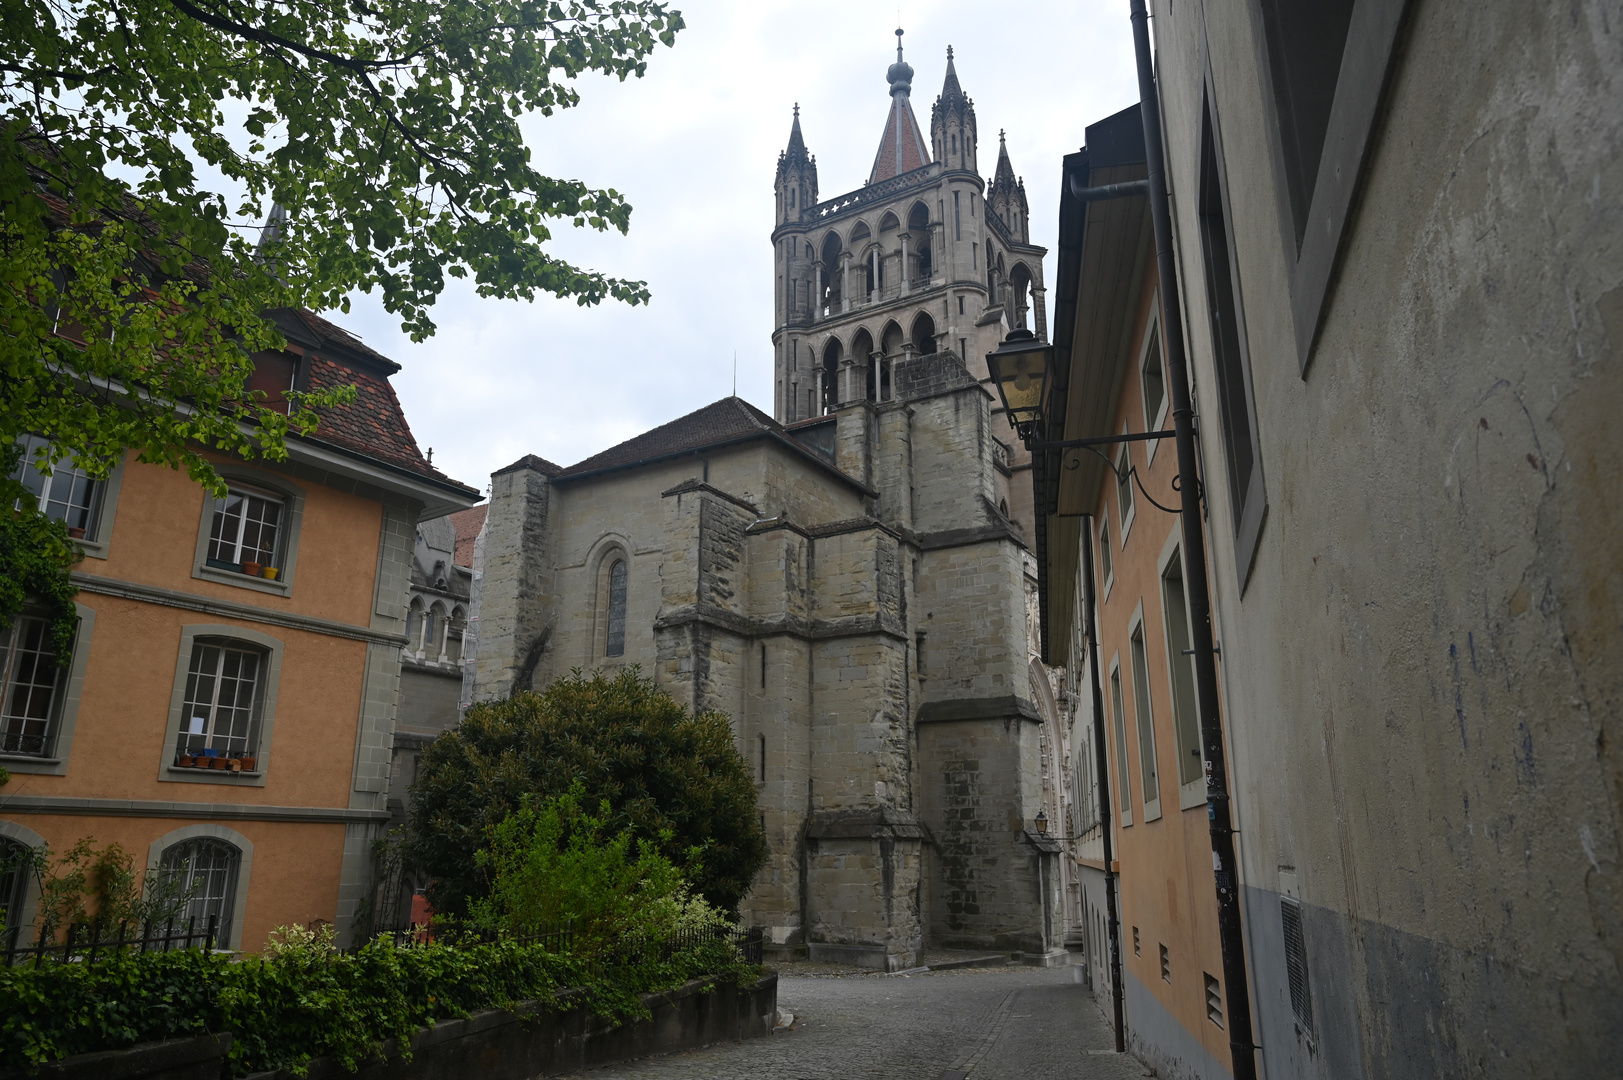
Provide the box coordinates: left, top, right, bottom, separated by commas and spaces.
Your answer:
469, 783, 730, 953
4, 837, 195, 946
408, 668, 766, 918
0, 926, 758, 1076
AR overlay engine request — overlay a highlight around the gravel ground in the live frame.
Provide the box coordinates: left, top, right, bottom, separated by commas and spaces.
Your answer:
556, 964, 1151, 1080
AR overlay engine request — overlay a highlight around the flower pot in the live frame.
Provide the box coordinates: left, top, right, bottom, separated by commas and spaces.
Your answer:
241, 561, 262, 576
178, 754, 195, 767
228, 758, 242, 772
211, 756, 229, 770
240, 756, 257, 771
261, 566, 279, 581
67, 526, 86, 539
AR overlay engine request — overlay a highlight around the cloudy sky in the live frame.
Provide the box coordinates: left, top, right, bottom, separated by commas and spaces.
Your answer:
338, 1, 1140, 496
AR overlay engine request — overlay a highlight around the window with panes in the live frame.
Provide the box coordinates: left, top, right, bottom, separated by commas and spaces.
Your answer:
605, 559, 627, 658
158, 838, 240, 943
0, 837, 32, 936
177, 641, 263, 760
0, 616, 67, 757
206, 485, 284, 572
9, 434, 102, 537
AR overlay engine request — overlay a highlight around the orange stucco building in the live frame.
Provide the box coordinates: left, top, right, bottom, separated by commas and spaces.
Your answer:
1, 310, 478, 952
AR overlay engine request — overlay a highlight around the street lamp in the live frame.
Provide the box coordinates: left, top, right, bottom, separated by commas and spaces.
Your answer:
1034, 809, 1049, 835
985, 329, 1052, 444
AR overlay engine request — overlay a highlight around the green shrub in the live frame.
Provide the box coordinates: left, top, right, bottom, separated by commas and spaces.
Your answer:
0, 927, 757, 1077
469, 785, 697, 949
408, 668, 766, 918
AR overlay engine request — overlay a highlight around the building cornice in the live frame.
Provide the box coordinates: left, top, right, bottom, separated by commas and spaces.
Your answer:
71, 573, 408, 647
0, 794, 391, 824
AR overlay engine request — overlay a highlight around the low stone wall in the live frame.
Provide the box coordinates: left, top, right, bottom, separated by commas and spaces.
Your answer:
0, 975, 777, 1080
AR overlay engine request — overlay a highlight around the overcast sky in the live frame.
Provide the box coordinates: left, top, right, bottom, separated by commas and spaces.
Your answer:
337, 1, 1140, 496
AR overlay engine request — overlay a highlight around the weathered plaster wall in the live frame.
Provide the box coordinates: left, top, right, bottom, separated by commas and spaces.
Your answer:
1148, 0, 1623, 1074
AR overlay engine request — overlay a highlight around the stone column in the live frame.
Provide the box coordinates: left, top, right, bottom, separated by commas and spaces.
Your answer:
814, 264, 823, 323
841, 254, 851, 314
869, 248, 878, 304
1033, 286, 1049, 342
900, 232, 911, 296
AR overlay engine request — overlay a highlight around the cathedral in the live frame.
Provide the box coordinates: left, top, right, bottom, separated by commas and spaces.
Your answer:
467, 33, 1077, 970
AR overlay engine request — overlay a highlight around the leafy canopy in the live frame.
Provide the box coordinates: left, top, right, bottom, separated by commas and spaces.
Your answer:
1, 0, 682, 519
408, 668, 766, 917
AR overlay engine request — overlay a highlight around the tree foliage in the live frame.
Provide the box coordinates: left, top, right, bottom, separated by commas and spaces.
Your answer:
0, 446, 79, 654
1, 0, 682, 504
408, 669, 766, 917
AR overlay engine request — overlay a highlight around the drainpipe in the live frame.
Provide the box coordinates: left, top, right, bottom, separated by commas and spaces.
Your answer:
1082, 517, 1126, 1053
1127, 2, 1258, 1076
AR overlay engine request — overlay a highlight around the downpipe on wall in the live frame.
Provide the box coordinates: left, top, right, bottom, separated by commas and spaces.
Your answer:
1082, 517, 1127, 1053
1127, 2, 1259, 1076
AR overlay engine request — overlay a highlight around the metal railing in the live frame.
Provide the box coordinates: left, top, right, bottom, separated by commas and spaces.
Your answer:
360, 920, 575, 954
2, 915, 218, 967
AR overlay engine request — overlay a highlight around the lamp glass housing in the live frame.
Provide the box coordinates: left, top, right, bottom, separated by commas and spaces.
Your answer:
986, 329, 1052, 444
1035, 809, 1049, 834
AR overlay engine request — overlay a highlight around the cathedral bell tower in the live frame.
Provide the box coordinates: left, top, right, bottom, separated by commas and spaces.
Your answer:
775, 104, 817, 227
930, 46, 977, 175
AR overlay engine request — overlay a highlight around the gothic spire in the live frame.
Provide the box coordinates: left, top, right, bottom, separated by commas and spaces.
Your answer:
940, 45, 964, 103
869, 28, 932, 184
993, 128, 1017, 187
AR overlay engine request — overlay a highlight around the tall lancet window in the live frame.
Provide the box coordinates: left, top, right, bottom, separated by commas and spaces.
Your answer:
606, 559, 627, 657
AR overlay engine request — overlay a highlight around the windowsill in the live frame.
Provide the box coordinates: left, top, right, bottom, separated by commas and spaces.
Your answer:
162, 763, 267, 786
0, 752, 61, 765
1142, 802, 1163, 823
195, 563, 292, 597
1179, 780, 1208, 811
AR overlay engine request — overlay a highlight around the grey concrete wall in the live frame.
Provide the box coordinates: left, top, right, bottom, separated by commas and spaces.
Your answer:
1143, 0, 1623, 1075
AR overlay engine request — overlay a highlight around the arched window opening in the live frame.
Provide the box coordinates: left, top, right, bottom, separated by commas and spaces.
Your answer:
878, 324, 903, 402
426, 603, 445, 656
820, 233, 844, 314
405, 599, 422, 655
605, 559, 627, 658
449, 607, 467, 663
822, 338, 843, 412
758, 733, 767, 782
1010, 263, 1033, 331
0, 837, 32, 935
789, 188, 796, 208
911, 312, 937, 356
952, 132, 959, 154
852, 329, 875, 403
999, 498, 1009, 518
159, 838, 240, 943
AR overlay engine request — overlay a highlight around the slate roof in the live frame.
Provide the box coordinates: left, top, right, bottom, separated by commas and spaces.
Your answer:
555, 397, 782, 479
870, 94, 931, 184
450, 504, 488, 568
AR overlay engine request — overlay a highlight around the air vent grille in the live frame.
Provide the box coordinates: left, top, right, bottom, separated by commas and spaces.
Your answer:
1281, 897, 1316, 1039
1204, 972, 1223, 1028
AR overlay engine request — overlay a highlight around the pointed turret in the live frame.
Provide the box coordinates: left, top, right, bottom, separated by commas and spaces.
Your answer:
775, 104, 818, 225
868, 29, 932, 185
930, 45, 978, 173
987, 129, 1030, 242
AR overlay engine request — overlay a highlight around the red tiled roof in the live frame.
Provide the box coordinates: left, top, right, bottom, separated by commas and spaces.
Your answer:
555, 397, 784, 479
450, 504, 488, 567
869, 95, 931, 184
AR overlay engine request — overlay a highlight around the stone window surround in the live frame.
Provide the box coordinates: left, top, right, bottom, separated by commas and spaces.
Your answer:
145, 823, 253, 952
1156, 526, 1209, 812
1108, 651, 1132, 828
1114, 428, 1137, 545
1137, 295, 1170, 466
158, 623, 283, 788
1127, 600, 1162, 824
0, 820, 48, 937
0, 601, 97, 777
1098, 515, 1115, 604
191, 465, 306, 598
11, 439, 128, 561
586, 534, 632, 667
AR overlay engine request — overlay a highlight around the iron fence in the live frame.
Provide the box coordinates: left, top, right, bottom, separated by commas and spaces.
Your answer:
360, 920, 763, 966
2, 915, 218, 968
359, 919, 575, 955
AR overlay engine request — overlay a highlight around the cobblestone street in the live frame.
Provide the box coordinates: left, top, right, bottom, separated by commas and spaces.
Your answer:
560, 965, 1150, 1080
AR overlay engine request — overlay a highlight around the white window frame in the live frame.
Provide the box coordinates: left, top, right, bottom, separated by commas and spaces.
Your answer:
1138, 297, 1170, 464
1128, 601, 1162, 822
0, 602, 95, 775
147, 825, 253, 952
1098, 515, 1115, 603
1116, 424, 1137, 544
191, 467, 305, 597
1158, 528, 1209, 810
10, 436, 127, 560
0, 821, 48, 938
1109, 653, 1132, 828
159, 624, 282, 787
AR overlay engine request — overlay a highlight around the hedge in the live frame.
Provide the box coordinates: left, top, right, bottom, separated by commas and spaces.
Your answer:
0, 933, 756, 1077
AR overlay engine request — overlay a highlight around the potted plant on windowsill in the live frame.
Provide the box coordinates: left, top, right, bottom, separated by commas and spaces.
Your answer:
240, 755, 258, 771
261, 566, 279, 580
67, 526, 86, 539
241, 560, 263, 577
178, 751, 195, 767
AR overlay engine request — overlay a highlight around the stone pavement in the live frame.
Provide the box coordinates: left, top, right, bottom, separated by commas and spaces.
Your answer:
557, 965, 1151, 1080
